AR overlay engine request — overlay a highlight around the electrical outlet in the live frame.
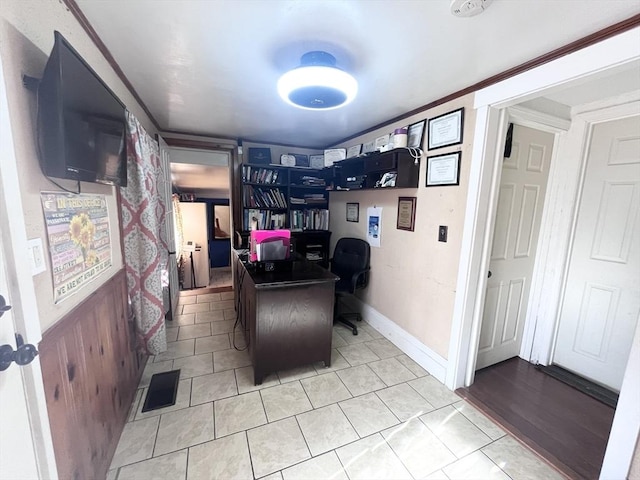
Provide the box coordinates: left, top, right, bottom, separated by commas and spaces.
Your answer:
27, 238, 47, 275
438, 226, 448, 242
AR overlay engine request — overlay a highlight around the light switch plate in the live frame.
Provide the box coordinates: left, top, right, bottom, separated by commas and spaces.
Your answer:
438, 226, 448, 242
27, 238, 47, 275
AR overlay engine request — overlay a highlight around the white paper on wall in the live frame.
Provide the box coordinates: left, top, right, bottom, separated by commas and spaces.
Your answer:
367, 206, 382, 248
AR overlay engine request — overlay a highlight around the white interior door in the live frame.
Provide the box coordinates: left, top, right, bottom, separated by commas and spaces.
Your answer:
0, 237, 40, 480
157, 135, 179, 318
476, 125, 554, 369
553, 114, 640, 392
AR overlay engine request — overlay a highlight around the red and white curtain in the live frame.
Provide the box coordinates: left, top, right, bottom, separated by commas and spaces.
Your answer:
121, 111, 167, 355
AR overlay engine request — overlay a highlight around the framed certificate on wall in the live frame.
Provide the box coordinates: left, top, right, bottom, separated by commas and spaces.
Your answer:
426, 152, 461, 186
428, 108, 464, 150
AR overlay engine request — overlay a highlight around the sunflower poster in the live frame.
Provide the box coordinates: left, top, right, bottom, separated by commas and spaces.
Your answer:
41, 192, 112, 303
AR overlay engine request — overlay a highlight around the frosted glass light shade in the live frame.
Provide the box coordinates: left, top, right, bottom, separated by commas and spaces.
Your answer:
277, 55, 357, 110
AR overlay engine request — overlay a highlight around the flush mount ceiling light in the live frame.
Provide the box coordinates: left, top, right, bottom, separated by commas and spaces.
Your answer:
277, 51, 358, 110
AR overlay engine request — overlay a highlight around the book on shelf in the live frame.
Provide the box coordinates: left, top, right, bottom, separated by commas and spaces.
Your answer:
289, 194, 326, 205
289, 209, 329, 231
242, 165, 281, 184
243, 185, 287, 208
299, 175, 326, 186
243, 209, 286, 230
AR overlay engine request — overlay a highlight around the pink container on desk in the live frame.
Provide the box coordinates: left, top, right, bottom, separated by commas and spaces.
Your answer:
249, 229, 291, 262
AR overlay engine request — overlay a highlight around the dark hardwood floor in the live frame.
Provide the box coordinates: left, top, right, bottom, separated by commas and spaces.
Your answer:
456, 358, 615, 480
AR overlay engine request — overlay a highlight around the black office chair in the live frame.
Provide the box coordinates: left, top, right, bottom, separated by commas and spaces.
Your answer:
330, 237, 370, 335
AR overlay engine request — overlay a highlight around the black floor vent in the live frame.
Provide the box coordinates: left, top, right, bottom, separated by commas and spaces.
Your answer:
536, 364, 618, 408
142, 369, 181, 412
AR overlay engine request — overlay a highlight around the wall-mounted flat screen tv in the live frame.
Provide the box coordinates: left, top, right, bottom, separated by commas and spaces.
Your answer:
37, 31, 127, 187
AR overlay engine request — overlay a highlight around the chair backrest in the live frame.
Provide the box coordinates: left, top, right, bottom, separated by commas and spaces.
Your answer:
331, 237, 370, 293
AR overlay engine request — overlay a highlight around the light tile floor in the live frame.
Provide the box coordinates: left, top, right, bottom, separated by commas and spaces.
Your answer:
209, 266, 232, 288
109, 292, 565, 480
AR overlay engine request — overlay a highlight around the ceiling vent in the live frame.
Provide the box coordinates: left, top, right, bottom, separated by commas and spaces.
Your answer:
450, 0, 493, 17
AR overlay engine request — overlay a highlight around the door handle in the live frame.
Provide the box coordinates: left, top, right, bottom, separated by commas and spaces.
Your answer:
0, 294, 11, 318
488, 270, 492, 278
0, 333, 38, 371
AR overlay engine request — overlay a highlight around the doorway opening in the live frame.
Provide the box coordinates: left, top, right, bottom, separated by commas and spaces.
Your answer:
167, 146, 233, 290
448, 35, 640, 478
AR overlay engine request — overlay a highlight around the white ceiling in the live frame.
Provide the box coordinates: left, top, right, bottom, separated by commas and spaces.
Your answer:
168, 147, 230, 198
170, 162, 229, 198
74, 0, 640, 148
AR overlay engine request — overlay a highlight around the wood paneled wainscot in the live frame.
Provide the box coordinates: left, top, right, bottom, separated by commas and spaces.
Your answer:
39, 269, 142, 480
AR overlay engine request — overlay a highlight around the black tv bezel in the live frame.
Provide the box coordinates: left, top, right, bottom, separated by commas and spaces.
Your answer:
37, 31, 128, 187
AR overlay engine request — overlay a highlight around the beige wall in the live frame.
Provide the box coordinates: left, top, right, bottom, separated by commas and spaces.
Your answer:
1, 1, 156, 332
328, 95, 475, 359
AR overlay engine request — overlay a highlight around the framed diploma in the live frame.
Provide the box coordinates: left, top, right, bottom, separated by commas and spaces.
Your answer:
375, 134, 390, 150
427, 107, 464, 150
346, 202, 359, 222
309, 154, 324, 169
396, 197, 416, 231
426, 152, 461, 187
323, 148, 346, 167
362, 140, 376, 153
347, 144, 362, 158
407, 120, 425, 149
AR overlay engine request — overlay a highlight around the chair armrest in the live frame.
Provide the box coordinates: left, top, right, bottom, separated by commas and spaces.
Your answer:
349, 266, 370, 292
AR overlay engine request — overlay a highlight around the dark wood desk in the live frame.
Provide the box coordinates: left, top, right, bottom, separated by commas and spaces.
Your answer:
233, 252, 338, 384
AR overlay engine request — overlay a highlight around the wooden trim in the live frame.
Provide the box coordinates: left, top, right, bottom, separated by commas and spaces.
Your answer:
164, 133, 316, 151
161, 130, 239, 145
331, 14, 640, 147
63, 0, 160, 131
163, 137, 236, 151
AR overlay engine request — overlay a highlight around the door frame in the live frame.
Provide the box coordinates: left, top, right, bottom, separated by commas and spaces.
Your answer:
474, 106, 568, 370
446, 26, 640, 479
0, 55, 58, 479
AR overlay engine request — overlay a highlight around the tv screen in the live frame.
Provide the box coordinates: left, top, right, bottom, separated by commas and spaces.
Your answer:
38, 31, 127, 187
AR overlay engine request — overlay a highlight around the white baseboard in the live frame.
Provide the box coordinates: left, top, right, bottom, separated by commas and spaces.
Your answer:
343, 297, 449, 385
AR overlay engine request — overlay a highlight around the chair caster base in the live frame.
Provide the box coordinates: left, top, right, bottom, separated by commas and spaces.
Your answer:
352, 328, 358, 336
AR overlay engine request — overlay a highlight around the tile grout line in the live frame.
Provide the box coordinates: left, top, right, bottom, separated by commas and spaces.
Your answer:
117, 319, 534, 479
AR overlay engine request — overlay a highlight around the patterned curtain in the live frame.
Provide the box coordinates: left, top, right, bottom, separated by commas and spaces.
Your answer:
120, 111, 167, 355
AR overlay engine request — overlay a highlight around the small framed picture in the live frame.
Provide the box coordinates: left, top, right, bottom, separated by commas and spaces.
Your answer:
347, 144, 362, 158
346, 202, 359, 222
426, 152, 461, 187
407, 120, 426, 149
397, 197, 417, 231
428, 107, 464, 150
289, 153, 309, 167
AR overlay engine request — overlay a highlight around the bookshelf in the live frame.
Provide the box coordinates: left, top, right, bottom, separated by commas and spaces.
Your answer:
240, 164, 330, 233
